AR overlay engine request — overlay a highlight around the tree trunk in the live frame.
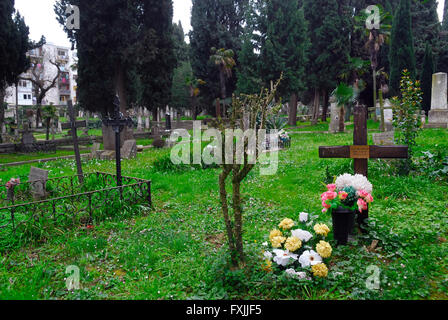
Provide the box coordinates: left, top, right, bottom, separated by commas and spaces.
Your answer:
219, 168, 239, 267
379, 89, 385, 132
219, 69, 226, 100
372, 68, 377, 121
0, 89, 5, 144
311, 88, 320, 125
339, 105, 345, 133
232, 177, 245, 265
46, 118, 50, 141
216, 98, 221, 119
288, 93, 298, 126
321, 89, 329, 122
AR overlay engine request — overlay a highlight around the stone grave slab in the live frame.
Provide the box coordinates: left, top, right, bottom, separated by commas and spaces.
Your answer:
28, 167, 49, 198
372, 131, 395, 146
121, 139, 137, 159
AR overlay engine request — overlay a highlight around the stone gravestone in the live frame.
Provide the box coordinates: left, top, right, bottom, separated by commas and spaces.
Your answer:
383, 99, 394, 131
329, 97, 340, 133
372, 131, 395, 146
121, 139, 137, 159
428, 72, 448, 128
90, 142, 101, 160
28, 167, 49, 199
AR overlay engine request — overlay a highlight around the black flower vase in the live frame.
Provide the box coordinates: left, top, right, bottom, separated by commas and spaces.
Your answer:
331, 207, 355, 245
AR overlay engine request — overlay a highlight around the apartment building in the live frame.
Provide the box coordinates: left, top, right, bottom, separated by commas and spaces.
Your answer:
5, 43, 78, 108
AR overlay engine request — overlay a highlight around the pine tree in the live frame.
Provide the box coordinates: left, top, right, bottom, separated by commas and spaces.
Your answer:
389, 0, 416, 96
303, 0, 351, 124
260, 0, 309, 126
420, 43, 434, 115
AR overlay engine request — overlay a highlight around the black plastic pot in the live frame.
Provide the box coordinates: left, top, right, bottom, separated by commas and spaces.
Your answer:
331, 207, 355, 245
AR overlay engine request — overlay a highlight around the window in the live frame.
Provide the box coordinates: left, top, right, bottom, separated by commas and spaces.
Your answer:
23, 94, 27, 100
20, 81, 27, 87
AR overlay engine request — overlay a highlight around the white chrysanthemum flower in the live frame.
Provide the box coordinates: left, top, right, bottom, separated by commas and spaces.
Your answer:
335, 173, 372, 193
291, 229, 313, 242
272, 249, 298, 267
299, 212, 308, 223
263, 251, 273, 260
262, 241, 268, 247
298, 250, 322, 268
285, 268, 307, 279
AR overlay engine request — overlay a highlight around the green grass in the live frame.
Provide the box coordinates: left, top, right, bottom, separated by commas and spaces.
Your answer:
0, 125, 447, 300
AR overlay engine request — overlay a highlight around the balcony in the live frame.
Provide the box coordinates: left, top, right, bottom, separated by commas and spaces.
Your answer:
59, 89, 71, 95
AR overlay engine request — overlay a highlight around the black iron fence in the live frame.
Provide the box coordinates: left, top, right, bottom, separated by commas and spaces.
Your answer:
0, 172, 151, 250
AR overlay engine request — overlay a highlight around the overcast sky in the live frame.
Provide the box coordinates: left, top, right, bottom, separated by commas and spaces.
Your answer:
14, 0, 446, 48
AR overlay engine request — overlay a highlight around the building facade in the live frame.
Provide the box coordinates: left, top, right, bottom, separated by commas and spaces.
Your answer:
5, 43, 78, 108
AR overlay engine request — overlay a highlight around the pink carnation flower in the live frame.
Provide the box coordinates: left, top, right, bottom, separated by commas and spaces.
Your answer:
327, 184, 337, 192
357, 198, 368, 212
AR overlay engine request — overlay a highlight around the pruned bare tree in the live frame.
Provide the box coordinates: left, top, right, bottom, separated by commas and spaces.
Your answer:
215, 77, 282, 268
21, 49, 61, 127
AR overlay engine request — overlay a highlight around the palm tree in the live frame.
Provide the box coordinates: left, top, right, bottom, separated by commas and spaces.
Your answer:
332, 83, 357, 133
210, 48, 236, 117
355, 6, 392, 120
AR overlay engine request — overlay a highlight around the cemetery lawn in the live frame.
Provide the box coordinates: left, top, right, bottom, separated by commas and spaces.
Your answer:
0, 127, 447, 300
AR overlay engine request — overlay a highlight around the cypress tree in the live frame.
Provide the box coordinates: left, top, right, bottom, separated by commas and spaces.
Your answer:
443, 0, 448, 31
389, 0, 416, 96
410, 0, 440, 74
420, 43, 434, 115
189, 0, 247, 112
236, 2, 261, 95
260, 0, 309, 126
303, 0, 351, 123
138, 0, 175, 119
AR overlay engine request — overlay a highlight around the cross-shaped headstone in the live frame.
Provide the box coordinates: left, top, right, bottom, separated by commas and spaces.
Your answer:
319, 104, 409, 228
65, 100, 84, 183
102, 96, 135, 187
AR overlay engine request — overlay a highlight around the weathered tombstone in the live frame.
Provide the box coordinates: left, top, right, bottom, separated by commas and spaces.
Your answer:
145, 117, 150, 130
99, 150, 115, 160
383, 100, 393, 131
28, 167, 49, 198
90, 142, 101, 159
121, 139, 137, 159
372, 131, 395, 146
329, 97, 340, 133
21, 129, 36, 145
165, 113, 172, 131
428, 72, 448, 128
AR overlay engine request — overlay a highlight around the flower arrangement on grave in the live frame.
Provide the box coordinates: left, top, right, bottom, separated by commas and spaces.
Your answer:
5, 178, 20, 201
5, 178, 20, 189
278, 129, 291, 148
261, 212, 332, 279
320, 174, 373, 245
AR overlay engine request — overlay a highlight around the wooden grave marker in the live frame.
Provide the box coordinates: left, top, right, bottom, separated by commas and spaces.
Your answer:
319, 104, 408, 229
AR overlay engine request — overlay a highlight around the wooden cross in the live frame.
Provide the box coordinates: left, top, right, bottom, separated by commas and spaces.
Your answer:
102, 96, 135, 187
65, 100, 84, 183
319, 104, 408, 228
